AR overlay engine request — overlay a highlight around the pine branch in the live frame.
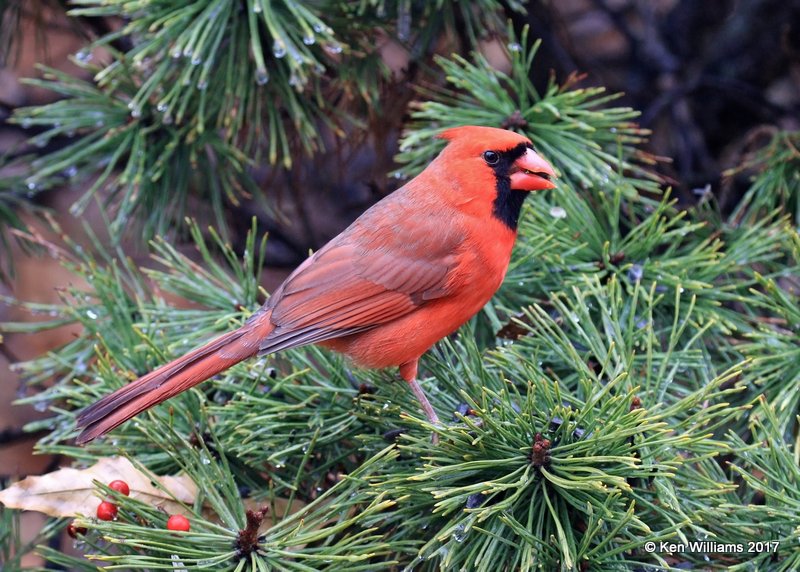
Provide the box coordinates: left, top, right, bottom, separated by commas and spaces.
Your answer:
0, 503, 64, 571
737, 231, 800, 433
395, 25, 662, 198
2, 1, 522, 246
728, 130, 800, 226
65, 442, 406, 571
10, 61, 261, 243
713, 401, 800, 572
0, 161, 41, 281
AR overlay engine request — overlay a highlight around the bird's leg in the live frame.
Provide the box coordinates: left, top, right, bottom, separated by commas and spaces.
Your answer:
409, 378, 441, 425
399, 360, 440, 425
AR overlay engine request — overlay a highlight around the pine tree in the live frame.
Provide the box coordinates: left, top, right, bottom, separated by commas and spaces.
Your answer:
1, 2, 799, 571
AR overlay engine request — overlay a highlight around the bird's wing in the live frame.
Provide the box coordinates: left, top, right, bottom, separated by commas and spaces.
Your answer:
257, 206, 462, 353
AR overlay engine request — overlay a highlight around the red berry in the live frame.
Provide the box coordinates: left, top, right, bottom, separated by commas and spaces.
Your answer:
166, 514, 190, 532
108, 480, 130, 496
67, 521, 87, 538
96, 501, 118, 521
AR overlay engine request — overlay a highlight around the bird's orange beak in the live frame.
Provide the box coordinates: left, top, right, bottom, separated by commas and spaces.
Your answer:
509, 147, 557, 191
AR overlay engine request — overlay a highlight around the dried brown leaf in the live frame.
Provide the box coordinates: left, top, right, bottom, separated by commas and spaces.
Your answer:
0, 457, 196, 518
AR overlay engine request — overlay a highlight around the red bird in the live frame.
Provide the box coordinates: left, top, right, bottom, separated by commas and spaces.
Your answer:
75, 126, 556, 444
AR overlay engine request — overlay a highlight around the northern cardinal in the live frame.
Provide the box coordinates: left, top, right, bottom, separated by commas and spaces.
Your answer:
76, 126, 556, 444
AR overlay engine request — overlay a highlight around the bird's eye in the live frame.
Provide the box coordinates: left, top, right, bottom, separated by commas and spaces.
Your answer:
483, 150, 500, 165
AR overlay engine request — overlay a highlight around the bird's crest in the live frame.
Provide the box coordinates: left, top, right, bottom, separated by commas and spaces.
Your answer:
437, 125, 532, 153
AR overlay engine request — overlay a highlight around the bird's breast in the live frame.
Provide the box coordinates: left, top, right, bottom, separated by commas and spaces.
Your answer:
323, 217, 518, 369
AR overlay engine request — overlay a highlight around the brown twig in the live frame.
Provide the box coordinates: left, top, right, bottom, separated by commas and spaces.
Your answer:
236, 506, 269, 558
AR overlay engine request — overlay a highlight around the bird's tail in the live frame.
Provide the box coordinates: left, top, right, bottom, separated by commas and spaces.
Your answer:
75, 316, 272, 444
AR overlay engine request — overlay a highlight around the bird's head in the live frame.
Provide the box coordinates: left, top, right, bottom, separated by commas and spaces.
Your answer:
437, 125, 557, 192
426, 126, 557, 230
